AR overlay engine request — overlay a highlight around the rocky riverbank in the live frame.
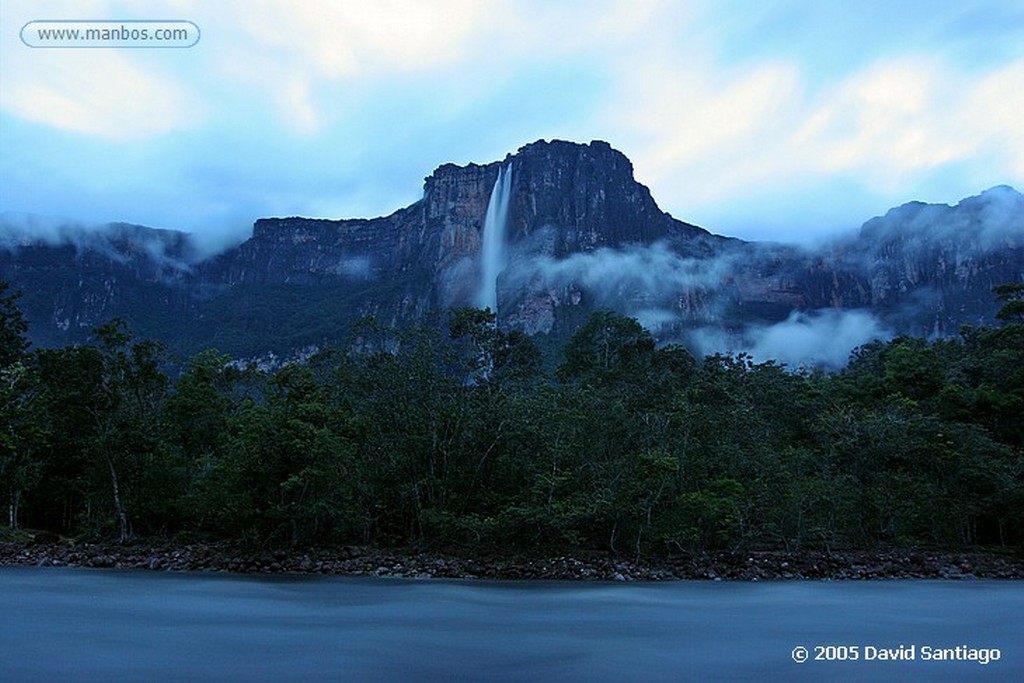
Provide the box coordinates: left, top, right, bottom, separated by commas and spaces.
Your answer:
2, 538, 1023, 580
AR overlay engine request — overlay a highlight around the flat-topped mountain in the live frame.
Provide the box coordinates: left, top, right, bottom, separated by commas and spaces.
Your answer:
1, 140, 1021, 365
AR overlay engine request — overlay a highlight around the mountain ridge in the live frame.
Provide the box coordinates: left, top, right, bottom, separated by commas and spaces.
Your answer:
1, 139, 1021, 366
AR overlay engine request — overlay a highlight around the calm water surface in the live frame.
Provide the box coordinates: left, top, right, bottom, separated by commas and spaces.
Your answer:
1, 568, 1020, 681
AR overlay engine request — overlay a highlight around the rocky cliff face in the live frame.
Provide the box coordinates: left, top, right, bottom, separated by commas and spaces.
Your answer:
0, 222, 196, 348
1, 141, 1021, 363
837, 185, 1024, 335
192, 140, 738, 338
508, 140, 716, 252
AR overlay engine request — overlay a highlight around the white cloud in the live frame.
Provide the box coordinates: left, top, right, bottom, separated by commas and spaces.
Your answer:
2, 0, 1023, 241
576, 4, 1024, 227
690, 309, 891, 369
745, 309, 890, 369
960, 60, 1024, 177
794, 58, 1009, 187
3, 51, 201, 139
234, 0, 490, 79
203, 0, 499, 132
509, 241, 738, 299
795, 57, 1024, 203
603, 57, 803, 201
648, 55, 1019, 236
1, 1, 206, 139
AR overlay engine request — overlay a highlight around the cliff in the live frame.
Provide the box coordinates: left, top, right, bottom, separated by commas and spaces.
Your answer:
1, 141, 1021, 363
840, 185, 1024, 335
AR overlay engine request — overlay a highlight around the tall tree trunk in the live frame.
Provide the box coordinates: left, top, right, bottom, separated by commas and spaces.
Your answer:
106, 455, 129, 543
7, 485, 19, 530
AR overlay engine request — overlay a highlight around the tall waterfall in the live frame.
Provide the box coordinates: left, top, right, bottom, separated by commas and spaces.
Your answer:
478, 164, 513, 313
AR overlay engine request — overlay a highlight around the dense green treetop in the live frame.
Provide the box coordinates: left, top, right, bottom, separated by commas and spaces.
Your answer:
2, 287, 1022, 555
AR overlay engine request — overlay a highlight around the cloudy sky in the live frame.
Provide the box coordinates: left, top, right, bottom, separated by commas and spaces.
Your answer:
2, 0, 1022, 247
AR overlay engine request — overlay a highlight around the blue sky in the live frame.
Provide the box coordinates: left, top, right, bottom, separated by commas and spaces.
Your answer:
2, 0, 1022, 247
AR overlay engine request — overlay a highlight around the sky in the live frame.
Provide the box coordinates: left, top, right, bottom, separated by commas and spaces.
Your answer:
2, 0, 1023, 248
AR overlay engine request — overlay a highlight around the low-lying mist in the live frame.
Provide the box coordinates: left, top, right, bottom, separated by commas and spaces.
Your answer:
503, 229, 897, 368
689, 309, 892, 370
503, 235, 893, 369
0, 212, 247, 268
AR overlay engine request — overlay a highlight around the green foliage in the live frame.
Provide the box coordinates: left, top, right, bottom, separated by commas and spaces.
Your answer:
0, 281, 30, 367
0, 361, 48, 529
3, 291, 1023, 555
671, 479, 746, 551
87, 320, 171, 542
32, 345, 105, 532
162, 350, 236, 463
993, 283, 1024, 324
447, 307, 542, 386
196, 369, 360, 548
0, 281, 38, 529
558, 311, 656, 385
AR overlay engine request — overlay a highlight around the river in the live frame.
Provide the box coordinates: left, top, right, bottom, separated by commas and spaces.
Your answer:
0, 568, 1019, 681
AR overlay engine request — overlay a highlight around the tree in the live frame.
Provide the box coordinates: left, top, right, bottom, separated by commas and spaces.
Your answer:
200, 363, 359, 547
163, 350, 237, 469
557, 311, 656, 385
88, 320, 169, 542
994, 283, 1024, 324
881, 337, 944, 403
32, 346, 104, 533
0, 281, 29, 367
950, 290, 1024, 448
0, 282, 41, 530
447, 308, 541, 386
0, 361, 47, 529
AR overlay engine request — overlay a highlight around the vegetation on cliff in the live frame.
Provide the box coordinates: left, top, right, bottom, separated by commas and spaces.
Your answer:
1, 280, 1022, 560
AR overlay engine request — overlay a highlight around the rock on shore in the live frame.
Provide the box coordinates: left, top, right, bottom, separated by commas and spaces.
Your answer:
2, 541, 1023, 580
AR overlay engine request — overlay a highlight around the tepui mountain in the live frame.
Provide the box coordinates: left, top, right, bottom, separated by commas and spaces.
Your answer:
1, 139, 1021, 366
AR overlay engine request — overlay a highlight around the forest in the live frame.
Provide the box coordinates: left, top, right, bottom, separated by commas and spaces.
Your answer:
1, 281, 1022, 559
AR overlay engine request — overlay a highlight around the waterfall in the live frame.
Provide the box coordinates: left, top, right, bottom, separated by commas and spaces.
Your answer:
478, 164, 513, 313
